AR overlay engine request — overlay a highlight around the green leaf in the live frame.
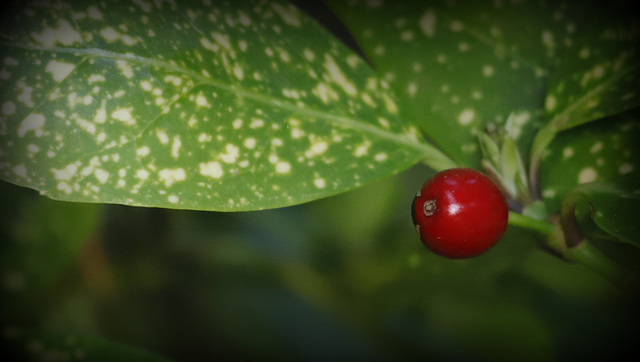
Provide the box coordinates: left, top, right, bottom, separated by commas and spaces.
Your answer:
528, 3, 638, 189
327, 0, 583, 168
1, 328, 169, 362
539, 108, 640, 214
501, 137, 527, 199
477, 115, 531, 204
477, 132, 500, 167
543, 6, 640, 131
566, 179, 640, 247
0, 0, 450, 211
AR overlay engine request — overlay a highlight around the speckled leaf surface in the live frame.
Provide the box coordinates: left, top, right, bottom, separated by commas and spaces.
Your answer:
539, 108, 640, 214
528, 5, 639, 182
328, 1, 639, 170
0, 0, 442, 211
326, 0, 595, 168
543, 5, 640, 131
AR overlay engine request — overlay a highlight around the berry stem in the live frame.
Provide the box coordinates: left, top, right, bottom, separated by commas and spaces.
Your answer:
510, 211, 626, 287
507, 211, 554, 235
564, 238, 626, 287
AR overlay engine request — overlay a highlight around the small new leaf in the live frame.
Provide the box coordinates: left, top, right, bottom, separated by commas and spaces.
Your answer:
477, 132, 501, 167
478, 122, 531, 206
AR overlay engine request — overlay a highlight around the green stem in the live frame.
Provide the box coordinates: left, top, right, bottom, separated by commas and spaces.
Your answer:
508, 211, 554, 235
556, 186, 627, 286
509, 211, 625, 287
564, 239, 626, 287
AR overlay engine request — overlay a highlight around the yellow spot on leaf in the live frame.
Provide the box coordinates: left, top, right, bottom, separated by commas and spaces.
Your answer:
111, 107, 135, 125
195, 92, 210, 108
219, 144, 240, 163
458, 108, 475, 125
136, 146, 150, 157
324, 54, 357, 97
249, 119, 264, 129
419, 10, 437, 37
200, 161, 224, 179
271, 3, 301, 27
158, 168, 186, 187
136, 169, 150, 180
541, 30, 554, 48
133, 0, 152, 12
545, 95, 557, 111
354, 140, 372, 157
12, 164, 28, 178
171, 136, 182, 158
18, 113, 46, 137
303, 139, 326, 158
87, 6, 103, 20
45, 60, 76, 82
276, 161, 291, 174
619, 163, 634, 174
304, 48, 315, 61
156, 130, 169, 144
578, 167, 597, 184
88, 74, 106, 83
563, 147, 574, 159
233, 64, 244, 80
450, 20, 464, 32
374, 153, 388, 162
52, 162, 79, 181
116, 60, 134, 78
32, 19, 82, 48
382, 93, 398, 114
1, 101, 16, 115
212, 32, 232, 51
482, 65, 495, 77
244, 138, 256, 149
94, 169, 109, 183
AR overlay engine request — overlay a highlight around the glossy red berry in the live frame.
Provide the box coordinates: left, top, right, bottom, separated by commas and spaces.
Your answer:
412, 168, 509, 259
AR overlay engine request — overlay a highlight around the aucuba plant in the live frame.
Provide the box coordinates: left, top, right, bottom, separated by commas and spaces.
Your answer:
0, 0, 638, 357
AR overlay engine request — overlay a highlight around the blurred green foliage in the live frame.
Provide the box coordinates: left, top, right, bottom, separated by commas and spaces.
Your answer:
2, 166, 637, 360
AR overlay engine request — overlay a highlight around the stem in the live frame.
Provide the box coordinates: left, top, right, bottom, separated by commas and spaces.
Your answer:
564, 238, 626, 287
556, 187, 627, 286
508, 211, 554, 235
560, 189, 586, 248
510, 211, 626, 287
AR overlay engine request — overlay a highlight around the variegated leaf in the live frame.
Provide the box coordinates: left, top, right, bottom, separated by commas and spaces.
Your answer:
327, 0, 578, 167
0, 0, 453, 211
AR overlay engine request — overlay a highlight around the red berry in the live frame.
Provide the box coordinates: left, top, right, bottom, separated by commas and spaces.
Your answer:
412, 168, 509, 259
